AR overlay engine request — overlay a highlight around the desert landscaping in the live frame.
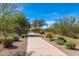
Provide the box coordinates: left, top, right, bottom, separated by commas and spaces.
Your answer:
0, 3, 79, 56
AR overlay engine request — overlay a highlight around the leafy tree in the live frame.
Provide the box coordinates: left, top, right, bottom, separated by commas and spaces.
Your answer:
0, 4, 30, 36
52, 17, 79, 38
14, 13, 30, 35
0, 15, 16, 34
0, 3, 17, 35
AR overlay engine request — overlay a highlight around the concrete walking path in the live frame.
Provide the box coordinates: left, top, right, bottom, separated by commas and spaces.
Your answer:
27, 33, 67, 56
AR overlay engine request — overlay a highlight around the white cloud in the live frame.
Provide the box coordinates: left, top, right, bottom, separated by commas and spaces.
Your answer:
46, 20, 55, 24
46, 20, 55, 27
15, 6, 24, 12
42, 20, 55, 29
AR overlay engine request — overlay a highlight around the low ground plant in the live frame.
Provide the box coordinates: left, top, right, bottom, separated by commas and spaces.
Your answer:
2, 36, 14, 48
56, 37, 66, 45
11, 33, 19, 41
46, 33, 55, 41
64, 39, 76, 49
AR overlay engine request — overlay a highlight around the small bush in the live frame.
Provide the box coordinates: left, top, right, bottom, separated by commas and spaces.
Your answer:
56, 40, 65, 45
57, 37, 66, 41
49, 38, 55, 41
0, 36, 5, 44
40, 32, 45, 34
40, 30, 45, 34
13, 35, 19, 41
64, 40, 76, 49
11, 33, 19, 41
2, 36, 14, 48
21, 35, 25, 38
46, 33, 52, 38
0, 39, 2, 44
56, 37, 66, 45
46, 33, 54, 41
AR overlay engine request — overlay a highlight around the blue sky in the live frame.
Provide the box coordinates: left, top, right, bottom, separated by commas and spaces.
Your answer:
16, 3, 79, 28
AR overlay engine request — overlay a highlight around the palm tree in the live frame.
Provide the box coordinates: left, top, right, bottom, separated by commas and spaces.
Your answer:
32, 18, 46, 33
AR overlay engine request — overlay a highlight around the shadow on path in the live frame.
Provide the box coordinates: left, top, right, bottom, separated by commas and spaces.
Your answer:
72, 48, 79, 51
6, 45, 18, 49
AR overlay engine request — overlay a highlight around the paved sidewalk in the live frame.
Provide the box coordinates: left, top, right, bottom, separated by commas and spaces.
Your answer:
27, 33, 67, 56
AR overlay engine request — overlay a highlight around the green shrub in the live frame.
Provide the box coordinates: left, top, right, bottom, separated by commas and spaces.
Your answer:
46, 33, 52, 38
40, 30, 45, 34
46, 33, 54, 41
40, 31, 45, 34
57, 37, 66, 41
56, 40, 65, 45
64, 40, 76, 49
13, 35, 19, 41
49, 38, 55, 41
21, 34, 25, 38
56, 37, 66, 45
2, 36, 14, 48
11, 33, 19, 41
0, 36, 5, 44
